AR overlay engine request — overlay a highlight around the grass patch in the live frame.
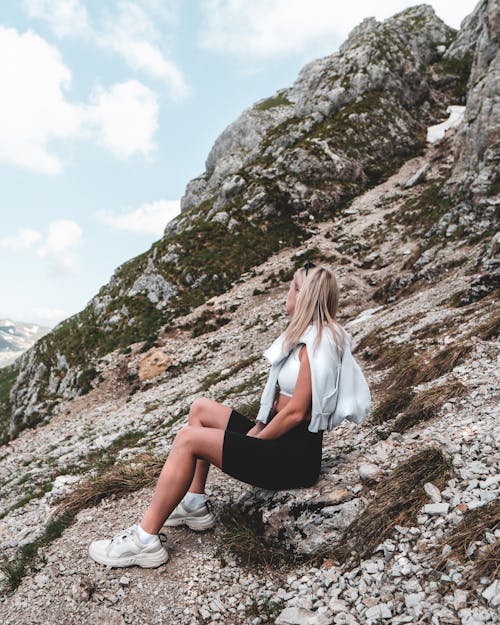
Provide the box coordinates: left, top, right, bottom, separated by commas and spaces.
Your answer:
180, 308, 232, 338
465, 312, 500, 341
52, 451, 164, 519
393, 380, 468, 432
326, 447, 454, 566
76, 430, 148, 472
198, 355, 261, 392
371, 386, 415, 425
388, 341, 471, 389
427, 499, 499, 586
215, 500, 308, 571
0, 363, 19, 445
254, 92, 292, 111
0, 512, 74, 594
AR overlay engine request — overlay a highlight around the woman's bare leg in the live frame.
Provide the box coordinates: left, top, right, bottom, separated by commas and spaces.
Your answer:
140, 425, 225, 534
186, 398, 232, 494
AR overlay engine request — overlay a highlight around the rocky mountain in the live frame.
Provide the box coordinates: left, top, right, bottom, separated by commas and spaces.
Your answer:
0, 319, 51, 368
0, 2, 498, 623
0, 2, 483, 442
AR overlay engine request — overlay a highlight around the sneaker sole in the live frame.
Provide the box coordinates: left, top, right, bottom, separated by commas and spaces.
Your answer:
163, 515, 216, 531
88, 544, 169, 568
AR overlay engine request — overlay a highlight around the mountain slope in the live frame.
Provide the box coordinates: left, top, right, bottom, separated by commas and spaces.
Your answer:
1, 4, 476, 442
0, 2, 498, 620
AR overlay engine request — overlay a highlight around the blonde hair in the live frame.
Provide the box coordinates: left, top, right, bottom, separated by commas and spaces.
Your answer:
282, 264, 346, 357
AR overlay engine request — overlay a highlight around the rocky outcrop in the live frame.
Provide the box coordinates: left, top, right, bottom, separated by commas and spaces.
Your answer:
443, 0, 499, 210
180, 4, 455, 215
416, 0, 500, 306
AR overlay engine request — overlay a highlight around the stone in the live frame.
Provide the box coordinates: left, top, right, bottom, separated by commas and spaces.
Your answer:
454, 589, 469, 610
423, 503, 450, 515
90, 606, 126, 625
138, 348, 173, 381
364, 603, 392, 620
358, 463, 381, 482
481, 580, 499, 606
424, 482, 442, 502
70, 576, 95, 602
275, 606, 317, 625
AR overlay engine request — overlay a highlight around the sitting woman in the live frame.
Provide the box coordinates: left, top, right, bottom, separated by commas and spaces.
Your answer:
89, 262, 351, 568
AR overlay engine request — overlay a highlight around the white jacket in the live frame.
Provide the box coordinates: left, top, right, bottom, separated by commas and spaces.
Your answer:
256, 323, 371, 433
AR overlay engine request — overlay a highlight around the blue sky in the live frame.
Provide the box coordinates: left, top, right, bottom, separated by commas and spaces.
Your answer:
0, 1, 479, 327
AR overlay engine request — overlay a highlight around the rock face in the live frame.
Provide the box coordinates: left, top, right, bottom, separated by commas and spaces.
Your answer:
441, 0, 499, 225
181, 4, 454, 215
0, 3, 491, 438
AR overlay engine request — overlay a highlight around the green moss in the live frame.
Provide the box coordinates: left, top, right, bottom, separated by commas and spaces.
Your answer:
431, 50, 474, 101
0, 482, 54, 521
0, 512, 74, 593
0, 364, 19, 444
382, 180, 465, 271
486, 171, 500, 197
254, 92, 292, 111
198, 355, 261, 393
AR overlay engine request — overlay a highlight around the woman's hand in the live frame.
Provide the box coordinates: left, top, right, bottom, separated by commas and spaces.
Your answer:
246, 421, 265, 437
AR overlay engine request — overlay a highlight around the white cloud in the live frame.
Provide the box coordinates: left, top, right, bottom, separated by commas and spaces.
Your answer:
23, 0, 190, 99
96, 199, 181, 236
36, 219, 83, 274
0, 228, 42, 251
31, 306, 68, 324
0, 26, 83, 174
86, 80, 159, 158
23, 0, 90, 38
198, 0, 480, 59
0, 26, 160, 173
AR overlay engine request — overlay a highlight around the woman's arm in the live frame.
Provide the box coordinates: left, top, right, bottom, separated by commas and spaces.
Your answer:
246, 398, 277, 436
255, 345, 312, 440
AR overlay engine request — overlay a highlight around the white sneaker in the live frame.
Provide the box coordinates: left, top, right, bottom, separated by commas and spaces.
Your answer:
88, 525, 169, 568
163, 500, 216, 531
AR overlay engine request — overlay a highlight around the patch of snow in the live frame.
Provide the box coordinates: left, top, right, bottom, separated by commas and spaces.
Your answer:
427, 105, 466, 143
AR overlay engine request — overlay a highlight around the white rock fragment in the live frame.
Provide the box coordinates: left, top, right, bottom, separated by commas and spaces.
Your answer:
364, 603, 392, 620
424, 482, 442, 502
481, 579, 499, 606
423, 503, 449, 515
275, 606, 316, 624
454, 589, 468, 610
358, 462, 381, 481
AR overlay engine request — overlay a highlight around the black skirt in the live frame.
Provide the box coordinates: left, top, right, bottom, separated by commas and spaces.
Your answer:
221, 408, 323, 490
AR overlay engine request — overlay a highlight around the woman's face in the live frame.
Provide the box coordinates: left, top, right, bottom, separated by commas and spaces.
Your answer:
286, 279, 299, 316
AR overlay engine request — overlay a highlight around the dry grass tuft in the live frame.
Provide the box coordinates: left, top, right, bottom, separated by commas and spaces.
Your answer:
429, 499, 500, 585
52, 452, 165, 518
370, 387, 415, 425
393, 380, 468, 432
328, 447, 454, 566
387, 342, 471, 390
473, 541, 500, 583
215, 500, 304, 572
467, 312, 500, 341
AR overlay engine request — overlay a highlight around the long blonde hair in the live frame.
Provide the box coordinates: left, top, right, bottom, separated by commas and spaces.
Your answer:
282, 264, 346, 357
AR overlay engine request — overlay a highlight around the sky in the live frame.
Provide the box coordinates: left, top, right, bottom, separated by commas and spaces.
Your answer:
0, 0, 480, 328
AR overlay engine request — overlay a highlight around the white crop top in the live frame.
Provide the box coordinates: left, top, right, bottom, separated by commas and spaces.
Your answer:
277, 344, 303, 397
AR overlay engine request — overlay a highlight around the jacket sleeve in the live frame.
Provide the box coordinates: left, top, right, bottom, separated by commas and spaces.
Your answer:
307, 331, 343, 422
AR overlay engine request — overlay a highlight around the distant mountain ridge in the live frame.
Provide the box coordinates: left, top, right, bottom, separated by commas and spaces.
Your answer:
0, 319, 51, 368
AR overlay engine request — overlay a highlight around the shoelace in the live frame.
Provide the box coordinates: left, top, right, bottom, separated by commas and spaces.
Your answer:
111, 526, 136, 544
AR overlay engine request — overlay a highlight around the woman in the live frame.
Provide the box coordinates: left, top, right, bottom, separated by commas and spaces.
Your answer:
89, 262, 348, 568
